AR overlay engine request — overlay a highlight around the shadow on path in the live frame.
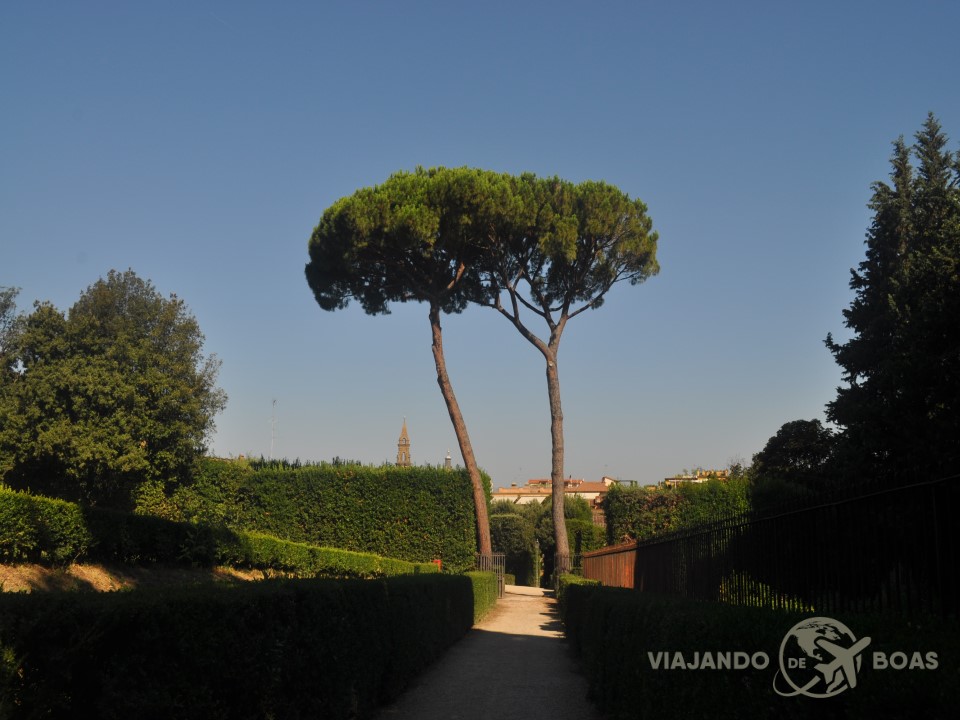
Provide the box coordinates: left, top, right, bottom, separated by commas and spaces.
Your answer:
374, 589, 602, 720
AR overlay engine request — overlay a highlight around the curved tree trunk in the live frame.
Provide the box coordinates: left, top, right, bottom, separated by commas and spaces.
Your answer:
429, 303, 492, 556
545, 350, 571, 573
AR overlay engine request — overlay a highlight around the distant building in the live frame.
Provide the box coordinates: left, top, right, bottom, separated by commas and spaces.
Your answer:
396, 419, 411, 467
661, 469, 729, 488
444, 450, 452, 471
494, 476, 619, 526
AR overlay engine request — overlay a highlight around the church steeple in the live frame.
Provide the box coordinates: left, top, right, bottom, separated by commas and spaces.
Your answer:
396, 418, 411, 467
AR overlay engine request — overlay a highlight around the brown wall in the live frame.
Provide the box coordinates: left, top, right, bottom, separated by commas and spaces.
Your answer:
582, 542, 637, 588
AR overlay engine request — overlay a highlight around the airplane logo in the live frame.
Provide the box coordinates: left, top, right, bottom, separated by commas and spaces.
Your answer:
774, 617, 870, 698
814, 636, 872, 693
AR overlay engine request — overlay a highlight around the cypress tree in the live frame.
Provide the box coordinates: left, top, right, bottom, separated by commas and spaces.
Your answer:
826, 114, 960, 480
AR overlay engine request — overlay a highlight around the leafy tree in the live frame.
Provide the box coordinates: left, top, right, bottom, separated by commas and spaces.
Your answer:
528, 495, 605, 560
305, 167, 496, 555
0, 270, 226, 508
751, 419, 835, 491
0, 287, 22, 381
602, 484, 684, 543
675, 475, 750, 526
489, 512, 537, 585
603, 474, 749, 543
490, 498, 522, 515
476, 175, 659, 568
826, 114, 960, 480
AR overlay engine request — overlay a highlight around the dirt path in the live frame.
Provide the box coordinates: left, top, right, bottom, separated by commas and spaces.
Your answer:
374, 586, 603, 720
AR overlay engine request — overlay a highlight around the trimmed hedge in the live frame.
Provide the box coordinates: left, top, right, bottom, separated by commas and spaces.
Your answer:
0, 489, 92, 564
5, 458, 485, 573
556, 573, 600, 628
490, 513, 537, 586
0, 487, 438, 579
0, 574, 476, 719
220, 532, 438, 578
603, 479, 749, 543
230, 462, 482, 573
560, 585, 960, 720
465, 571, 498, 622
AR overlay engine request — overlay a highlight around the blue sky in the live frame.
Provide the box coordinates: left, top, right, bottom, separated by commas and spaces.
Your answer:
3, 1, 959, 488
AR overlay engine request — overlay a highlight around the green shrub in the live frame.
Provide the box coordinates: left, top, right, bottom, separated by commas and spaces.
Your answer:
676, 476, 750, 525
130, 459, 482, 572
503, 573, 516, 586
531, 496, 606, 558
132, 457, 250, 526
0, 574, 475, 719
0, 488, 92, 565
465, 571, 498, 622
227, 461, 480, 573
224, 532, 438, 579
378, 574, 475, 701
566, 518, 605, 554
0, 486, 438, 579
490, 513, 536, 586
560, 586, 960, 720
556, 573, 600, 633
603, 479, 750, 544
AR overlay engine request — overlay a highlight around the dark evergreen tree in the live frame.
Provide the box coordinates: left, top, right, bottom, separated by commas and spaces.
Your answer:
826, 115, 960, 480
750, 419, 835, 508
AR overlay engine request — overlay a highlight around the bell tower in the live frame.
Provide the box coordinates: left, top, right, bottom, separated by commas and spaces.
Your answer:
396, 418, 411, 467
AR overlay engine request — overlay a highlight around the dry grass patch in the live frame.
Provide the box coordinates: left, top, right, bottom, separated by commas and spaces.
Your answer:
0, 563, 270, 593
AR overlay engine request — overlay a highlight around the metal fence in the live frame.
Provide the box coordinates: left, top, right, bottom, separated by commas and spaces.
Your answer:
475, 552, 507, 598
583, 474, 959, 618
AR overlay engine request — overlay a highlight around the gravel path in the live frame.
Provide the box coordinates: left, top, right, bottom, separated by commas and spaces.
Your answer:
373, 586, 603, 720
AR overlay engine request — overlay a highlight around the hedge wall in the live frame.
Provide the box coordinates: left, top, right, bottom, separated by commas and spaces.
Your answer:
555, 573, 599, 629
4, 459, 484, 573
0, 487, 438, 579
464, 571, 498, 623
192, 460, 482, 573
490, 514, 536, 586
0, 574, 478, 719
0, 488, 92, 565
602, 480, 749, 543
560, 584, 959, 720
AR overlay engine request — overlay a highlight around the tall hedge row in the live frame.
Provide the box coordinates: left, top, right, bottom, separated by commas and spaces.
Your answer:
3, 459, 483, 573
603, 479, 749, 543
464, 571, 499, 622
0, 489, 92, 564
0, 486, 438, 579
0, 574, 479, 719
560, 584, 959, 720
490, 514, 537, 586
229, 462, 481, 573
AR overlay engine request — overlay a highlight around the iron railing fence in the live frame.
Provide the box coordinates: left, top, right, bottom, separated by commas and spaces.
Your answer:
585, 474, 958, 618
475, 552, 507, 598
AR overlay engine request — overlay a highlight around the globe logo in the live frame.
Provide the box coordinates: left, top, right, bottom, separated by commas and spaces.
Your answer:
773, 617, 872, 698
